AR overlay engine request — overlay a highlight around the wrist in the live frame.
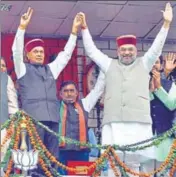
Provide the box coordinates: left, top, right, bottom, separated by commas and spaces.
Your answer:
163, 20, 171, 29
71, 26, 78, 36
18, 25, 26, 30
165, 68, 172, 72
155, 85, 162, 90
164, 68, 171, 76
81, 25, 88, 30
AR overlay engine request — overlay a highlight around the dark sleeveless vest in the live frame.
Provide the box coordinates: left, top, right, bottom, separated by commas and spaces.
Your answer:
18, 63, 59, 122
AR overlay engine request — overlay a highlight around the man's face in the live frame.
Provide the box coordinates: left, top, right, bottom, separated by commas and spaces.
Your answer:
153, 58, 162, 72
60, 84, 78, 103
118, 44, 137, 65
1, 59, 7, 72
27, 46, 45, 64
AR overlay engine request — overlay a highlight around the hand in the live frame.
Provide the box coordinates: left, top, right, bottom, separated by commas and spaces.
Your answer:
73, 13, 83, 29
19, 7, 33, 29
161, 2, 173, 23
152, 69, 161, 89
77, 12, 87, 29
71, 13, 83, 35
164, 52, 176, 72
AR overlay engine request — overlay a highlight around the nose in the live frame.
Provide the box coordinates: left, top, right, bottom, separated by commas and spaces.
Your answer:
67, 91, 72, 96
124, 50, 130, 55
37, 53, 41, 56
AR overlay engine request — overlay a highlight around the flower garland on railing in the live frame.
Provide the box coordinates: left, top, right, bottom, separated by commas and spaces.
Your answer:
3, 118, 21, 177
26, 113, 176, 177
0, 117, 22, 169
111, 145, 176, 177
169, 159, 176, 177
1, 111, 176, 177
24, 116, 111, 174
0, 121, 14, 152
23, 116, 110, 177
0, 115, 16, 131
4, 159, 14, 177
17, 118, 54, 177
107, 153, 120, 176
32, 116, 176, 151
1, 111, 176, 152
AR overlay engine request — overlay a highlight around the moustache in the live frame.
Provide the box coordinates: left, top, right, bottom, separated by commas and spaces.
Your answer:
122, 55, 133, 58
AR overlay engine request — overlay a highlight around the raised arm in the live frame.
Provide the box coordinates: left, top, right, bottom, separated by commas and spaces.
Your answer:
82, 70, 105, 113
7, 76, 19, 114
48, 14, 82, 79
78, 12, 112, 74
12, 7, 33, 79
163, 53, 176, 77
142, 2, 173, 72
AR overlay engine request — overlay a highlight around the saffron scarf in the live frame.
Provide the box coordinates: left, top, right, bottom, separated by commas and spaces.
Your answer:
59, 101, 87, 148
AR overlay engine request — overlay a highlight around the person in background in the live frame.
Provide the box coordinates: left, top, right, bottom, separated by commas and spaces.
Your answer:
149, 56, 176, 176
1, 57, 19, 176
58, 71, 105, 175
162, 52, 176, 84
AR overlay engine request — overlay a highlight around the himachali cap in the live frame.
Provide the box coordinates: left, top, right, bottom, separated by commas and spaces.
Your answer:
25, 39, 45, 53
116, 35, 137, 47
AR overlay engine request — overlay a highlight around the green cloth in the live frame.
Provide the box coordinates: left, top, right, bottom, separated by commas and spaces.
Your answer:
154, 83, 176, 111
156, 138, 174, 162
149, 92, 154, 101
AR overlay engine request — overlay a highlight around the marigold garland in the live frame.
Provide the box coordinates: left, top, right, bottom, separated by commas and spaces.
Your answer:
4, 121, 21, 177
2, 112, 176, 177
92, 170, 101, 177
111, 141, 176, 177
25, 119, 54, 177
169, 159, 176, 177
26, 116, 111, 174
13, 124, 21, 150
25, 115, 176, 177
4, 159, 13, 177
108, 154, 120, 177
0, 122, 14, 151
32, 113, 176, 151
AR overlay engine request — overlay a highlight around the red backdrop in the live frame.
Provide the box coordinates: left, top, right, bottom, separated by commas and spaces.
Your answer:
1, 34, 78, 95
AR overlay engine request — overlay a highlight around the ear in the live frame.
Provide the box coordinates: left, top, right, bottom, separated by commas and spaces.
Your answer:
60, 91, 63, 98
26, 52, 30, 59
